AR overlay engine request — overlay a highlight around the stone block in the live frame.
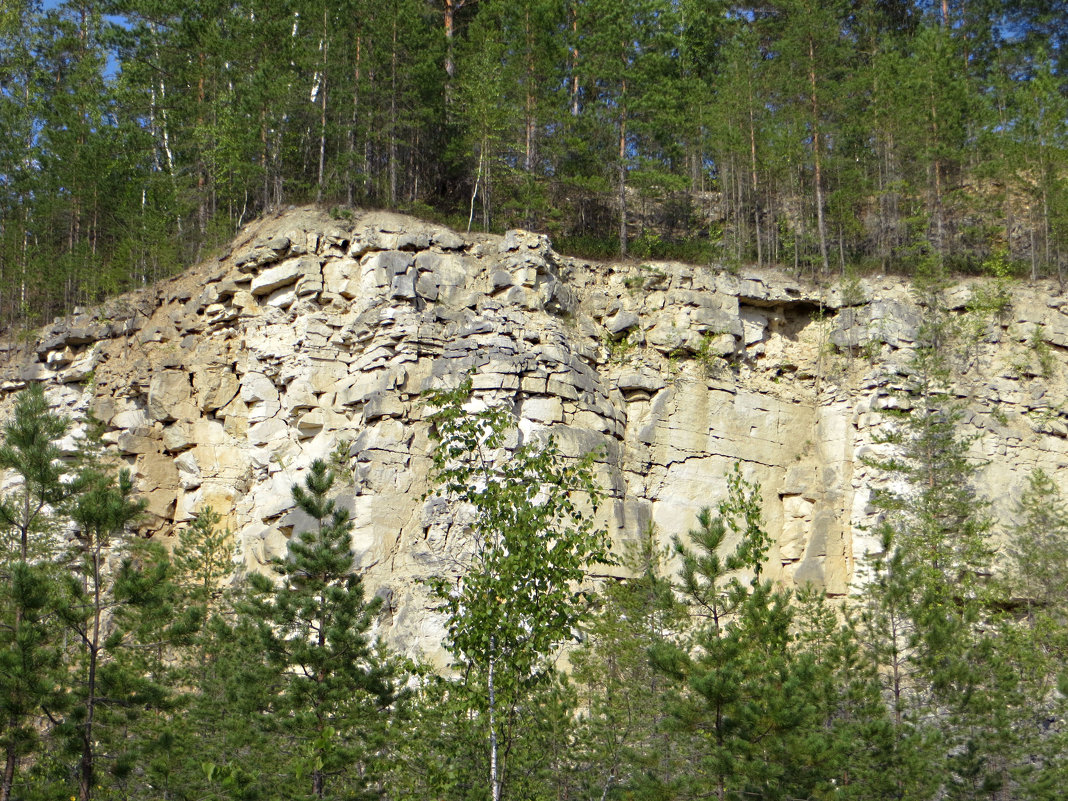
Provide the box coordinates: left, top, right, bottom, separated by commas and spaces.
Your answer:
390, 272, 416, 300
147, 370, 192, 422
112, 408, 150, 430
364, 391, 405, 421
605, 310, 639, 336
416, 273, 440, 301
162, 420, 195, 453
249, 417, 289, 445
363, 250, 414, 276
490, 270, 514, 291
521, 396, 563, 423
296, 408, 325, 437
265, 286, 297, 308
432, 230, 465, 250
240, 372, 279, 405
250, 256, 318, 296
740, 308, 768, 345
615, 370, 664, 394
194, 368, 239, 412
117, 431, 158, 455
175, 450, 202, 490
397, 232, 430, 251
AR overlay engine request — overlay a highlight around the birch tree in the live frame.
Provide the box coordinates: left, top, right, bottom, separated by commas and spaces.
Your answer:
425, 378, 610, 801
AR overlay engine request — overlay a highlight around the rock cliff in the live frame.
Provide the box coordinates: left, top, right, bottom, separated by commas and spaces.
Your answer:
4, 207, 1067, 662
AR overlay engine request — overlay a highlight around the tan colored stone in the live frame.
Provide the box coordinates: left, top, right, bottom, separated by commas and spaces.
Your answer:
296, 408, 325, 436
194, 368, 239, 412
147, 370, 192, 422
162, 420, 195, 453
521, 396, 563, 424
9, 208, 1068, 662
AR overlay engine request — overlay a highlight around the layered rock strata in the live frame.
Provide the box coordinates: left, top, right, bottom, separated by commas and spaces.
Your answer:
3, 207, 1067, 661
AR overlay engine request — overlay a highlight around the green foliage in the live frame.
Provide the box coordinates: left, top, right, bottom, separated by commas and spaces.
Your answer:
0, 385, 72, 801
60, 461, 170, 801
391, 666, 575, 801
693, 329, 735, 375
1028, 325, 1057, 379
622, 264, 667, 294
424, 377, 610, 801
553, 235, 621, 262
602, 330, 638, 363
0, 384, 70, 562
243, 459, 397, 799
965, 250, 1015, 325
674, 464, 771, 622
1007, 469, 1068, 610
858, 278, 1026, 800
2, 374, 1068, 799
425, 378, 610, 681
173, 505, 234, 616
657, 466, 838, 800
0, 0, 1067, 329
568, 527, 687, 800
868, 276, 994, 598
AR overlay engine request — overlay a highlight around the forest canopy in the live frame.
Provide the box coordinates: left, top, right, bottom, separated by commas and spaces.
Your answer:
1, 1, 1066, 325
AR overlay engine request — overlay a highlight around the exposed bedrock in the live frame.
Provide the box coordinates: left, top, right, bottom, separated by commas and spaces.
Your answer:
5, 207, 1067, 663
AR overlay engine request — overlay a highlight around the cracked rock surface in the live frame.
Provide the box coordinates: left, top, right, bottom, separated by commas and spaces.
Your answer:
4, 206, 1068, 664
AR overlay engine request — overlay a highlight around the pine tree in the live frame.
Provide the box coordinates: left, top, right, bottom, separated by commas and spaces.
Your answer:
113, 505, 238, 800
173, 505, 234, 618
568, 526, 687, 800
174, 611, 285, 800
60, 464, 150, 801
764, 0, 851, 275
0, 385, 69, 801
1002, 469, 1068, 798
1011, 56, 1068, 279
655, 466, 834, 800
244, 459, 396, 800
860, 273, 1013, 799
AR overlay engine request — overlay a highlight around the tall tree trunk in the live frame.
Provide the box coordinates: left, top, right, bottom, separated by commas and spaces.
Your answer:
197, 52, 208, 235
489, 636, 500, 801
930, 91, 944, 253
483, 153, 491, 231
524, 6, 535, 175
389, 13, 398, 205
1042, 180, 1051, 272
0, 485, 50, 801
347, 37, 362, 206
316, 8, 329, 202
468, 145, 484, 233
568, 5, 579, 116
311, 598, 327, 798
261, 110, 270, 211
78, 548, 102, 801
149, 26, 181, 240
444, 0, 458, 80
808, 36, 830, 273
747, 73, 762, 268
1, 744, 15, 801
618, 77, 628, 258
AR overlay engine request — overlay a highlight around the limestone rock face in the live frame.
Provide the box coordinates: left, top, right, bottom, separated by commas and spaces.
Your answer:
6, 206, 1068, 664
